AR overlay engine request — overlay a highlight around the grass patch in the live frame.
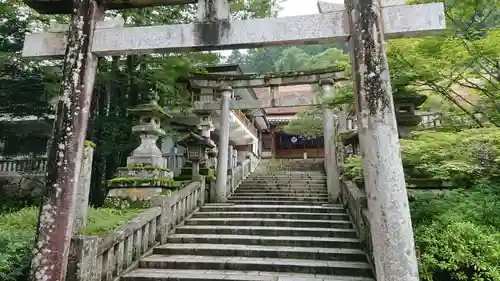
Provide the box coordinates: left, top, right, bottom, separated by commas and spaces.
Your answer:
0, 206, 145, 281
80, 208, 145, 236
0, 207, 145, 237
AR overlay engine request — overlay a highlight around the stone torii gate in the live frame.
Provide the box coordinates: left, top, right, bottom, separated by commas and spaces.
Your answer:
188, 67, 348, 203
21, 0, 445, 281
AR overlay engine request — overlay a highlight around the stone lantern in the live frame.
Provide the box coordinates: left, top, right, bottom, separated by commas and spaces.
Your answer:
126, 95, 171, 167
106, 93, 175, 202
394, 90, 427, 138
178, 132, 215, 179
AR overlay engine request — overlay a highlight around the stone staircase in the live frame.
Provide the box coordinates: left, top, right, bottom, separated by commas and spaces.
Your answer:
122, 159, 374, 281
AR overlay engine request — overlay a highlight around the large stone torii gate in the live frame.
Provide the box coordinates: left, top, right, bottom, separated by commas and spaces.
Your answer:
187, 67, 348, 204
21, 0, 445, 281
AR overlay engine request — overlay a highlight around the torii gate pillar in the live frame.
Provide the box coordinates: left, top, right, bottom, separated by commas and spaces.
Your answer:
343, 0, 420, 280
320, 79, 341, 202
28, 1, 104, 281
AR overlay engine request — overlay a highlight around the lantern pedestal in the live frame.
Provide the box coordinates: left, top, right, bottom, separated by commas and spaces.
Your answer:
107, 100, 174, 202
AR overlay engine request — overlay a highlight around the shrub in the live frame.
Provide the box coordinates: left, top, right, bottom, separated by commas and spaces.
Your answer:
342, 128, 500, 186
0, 208, 37, 281
410, 184, 500, 280
416, 215, 500, 281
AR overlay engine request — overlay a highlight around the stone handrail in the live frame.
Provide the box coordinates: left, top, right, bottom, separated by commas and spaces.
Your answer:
242, 158, 251, 176
249, 154, 260, 172
67, 180, 205, 281
340, 180, 376, 275
0, 157, 47, 173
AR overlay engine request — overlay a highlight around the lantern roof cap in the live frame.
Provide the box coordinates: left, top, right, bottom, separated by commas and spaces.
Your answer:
177, 132, 215, 149
128, 100, 173, 119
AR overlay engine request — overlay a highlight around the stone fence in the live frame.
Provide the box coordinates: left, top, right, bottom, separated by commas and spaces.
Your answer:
339, 180, 375, 274
340, 180, 422, 276
66, 180, 205, 281
227, 157, 257, 196
205, 156, 258, 203
0, 157, 47, 174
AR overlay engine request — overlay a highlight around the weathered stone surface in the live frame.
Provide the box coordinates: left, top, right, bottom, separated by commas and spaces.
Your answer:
96, 207, 161, 255
124, 160, 375, 280
29, 1, 104, 281
0, 175, 44, 201
66, 236, 99, 281
128, 124, 166, 167
343, 0, 421, 279
48, 17, 124, 33
317, 1, 344, 13
320, 79, 341, 203
22, 3, 445, 59
188, 68, 346, 89
214, 86, 232, 203
196, 0, 230, 22
107, 187, 164, 201
73, 146, 94, 232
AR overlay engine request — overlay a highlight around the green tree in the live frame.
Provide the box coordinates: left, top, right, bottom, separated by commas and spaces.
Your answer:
0, 2, 61, 118
387, 0, 500, 126
226, 49, 246, 65
274, 47, 311, 71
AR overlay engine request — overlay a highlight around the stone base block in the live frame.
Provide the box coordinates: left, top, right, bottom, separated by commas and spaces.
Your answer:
107, 187, 163, 201
127, 155, 165, 168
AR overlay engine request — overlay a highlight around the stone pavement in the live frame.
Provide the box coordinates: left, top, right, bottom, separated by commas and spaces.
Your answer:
122, 159, 375, 281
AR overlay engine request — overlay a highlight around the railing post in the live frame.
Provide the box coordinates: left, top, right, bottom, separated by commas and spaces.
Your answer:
151, 196, 169, 244
66, 236, 99, 281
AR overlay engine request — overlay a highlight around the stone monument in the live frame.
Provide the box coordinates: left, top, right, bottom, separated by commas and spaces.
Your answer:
394, 90, 427, 138
107, 93, 174, 201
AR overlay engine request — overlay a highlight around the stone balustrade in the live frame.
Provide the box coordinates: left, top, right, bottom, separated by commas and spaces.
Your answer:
0, 157, 47, 174
66, 180, 205, 281
206, 157, 257, 203
227, 158, 253, 198
339, 180, 375, 275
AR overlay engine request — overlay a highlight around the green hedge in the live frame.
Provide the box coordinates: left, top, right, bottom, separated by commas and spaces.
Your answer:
343, 128, 500, 186
410, 185, 500, 280
0, 207, 144, 281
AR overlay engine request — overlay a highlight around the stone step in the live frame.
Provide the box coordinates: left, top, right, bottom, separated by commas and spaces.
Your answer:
242, 179, 326, 183
226, 200, 329, 205
239, 181, 326, 185
237, 185, 327, 190
246, 176, 326, 180
235, 188, 327, 192
228, 196, 329, 201
175, 225, 358, 238
185, 217, 352, 229
153, 244, 367, 262
167, 234, 361, 249
192, 211, 349, 220
139, 255, 373, 277
122, 269, 375, 281
233, 189, 328, 197
200, 204, 345, 214
233, 192, 328, 196
247, 177, 326, 180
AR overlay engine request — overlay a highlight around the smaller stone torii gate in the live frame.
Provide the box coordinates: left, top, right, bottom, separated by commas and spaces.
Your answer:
21, 0, 445, 281
187, 67, 348, 204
